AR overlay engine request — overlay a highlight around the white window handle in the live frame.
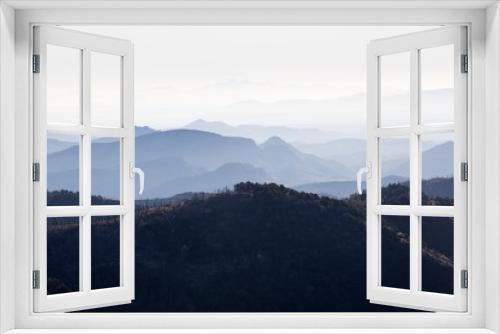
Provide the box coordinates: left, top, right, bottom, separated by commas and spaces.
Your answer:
130, 162, 145, 195
356, 162, 371, 195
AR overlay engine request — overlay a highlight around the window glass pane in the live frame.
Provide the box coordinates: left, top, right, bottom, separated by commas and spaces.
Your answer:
47, 45, 81, 125
91, 216, 120, 290
380, 52, 410, 128
381, 215, 410, 289
47, 217, 80, 295
420, 45, 454, 125
421, 217, 454, 294
91, 137, 121, 205
380, 137, 409, 205
91, 52, 122, 128
47, 133, 80, 206
421, 133, 454, 206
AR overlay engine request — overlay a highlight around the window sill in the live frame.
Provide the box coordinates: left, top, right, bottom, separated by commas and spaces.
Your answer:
4, 329, 497, 334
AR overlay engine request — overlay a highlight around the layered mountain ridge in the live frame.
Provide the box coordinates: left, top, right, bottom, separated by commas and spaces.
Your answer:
47, 121, 453, 199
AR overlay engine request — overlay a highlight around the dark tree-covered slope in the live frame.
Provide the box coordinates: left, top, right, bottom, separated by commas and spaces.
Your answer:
47, 183, 453, 312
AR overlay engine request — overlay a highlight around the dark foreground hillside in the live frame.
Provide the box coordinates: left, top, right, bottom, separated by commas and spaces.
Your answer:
47, 182, 453, 312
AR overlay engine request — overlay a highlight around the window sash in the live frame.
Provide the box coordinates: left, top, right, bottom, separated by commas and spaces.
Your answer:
366, 25, 468, 312
32, 26, 135, 313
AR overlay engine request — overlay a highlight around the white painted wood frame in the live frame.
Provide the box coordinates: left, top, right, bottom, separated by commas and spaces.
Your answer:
1, 3, 491, 333
366, 26, 468, 312
32, 26, 135, 312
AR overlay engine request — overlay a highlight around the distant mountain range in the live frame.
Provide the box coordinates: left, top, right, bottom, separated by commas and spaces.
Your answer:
293, 137, 442, 171
46, 123, 452, 200
47, 126, 156, 153
294, 175, 407, 199
295, 176, 453, 199
183, 119, 339, 144
167, 89, 452, 139
47, 138, 76, 154
146, 162, 269, 199
383, 141, 453, 179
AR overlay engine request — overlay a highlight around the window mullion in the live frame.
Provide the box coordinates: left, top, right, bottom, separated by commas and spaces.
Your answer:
81, 48, 92, 293
409, 48, 421, 293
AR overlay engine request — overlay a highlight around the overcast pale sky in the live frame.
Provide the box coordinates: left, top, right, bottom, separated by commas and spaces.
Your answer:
53, 25, 450, 134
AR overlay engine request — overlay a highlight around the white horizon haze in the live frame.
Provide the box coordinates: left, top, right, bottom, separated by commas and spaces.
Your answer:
49, 25, 452, 137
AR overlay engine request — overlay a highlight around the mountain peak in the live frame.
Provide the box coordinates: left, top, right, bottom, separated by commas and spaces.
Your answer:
260, 136, 290, 148
185, 119, 229, 128
135, 125, 156, 138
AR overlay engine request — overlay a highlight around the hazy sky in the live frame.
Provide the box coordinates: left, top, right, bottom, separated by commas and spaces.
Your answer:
54, 25, 449, 134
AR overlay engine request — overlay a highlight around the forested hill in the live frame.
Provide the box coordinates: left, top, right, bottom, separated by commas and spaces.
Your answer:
47, 183, 453, 312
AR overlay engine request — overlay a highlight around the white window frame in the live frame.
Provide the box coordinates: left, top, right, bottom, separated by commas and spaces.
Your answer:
32, 26, 135, 312
1, 1, 499, 333
365, 26, 468, 312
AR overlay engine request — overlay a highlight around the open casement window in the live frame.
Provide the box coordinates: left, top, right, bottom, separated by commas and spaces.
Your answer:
364, 26, 468, 312
33, 26, 140, 312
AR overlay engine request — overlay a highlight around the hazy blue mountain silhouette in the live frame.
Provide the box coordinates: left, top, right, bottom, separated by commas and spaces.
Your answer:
183, 119, 236, 136
48, 129, 260, 172
46, 126, 452, 200
183, 119, 338, 144
293, 138, 366, 159
94, 126, 157, 143
294, 137, 442, 173
135, 125, 156, 137
292, 138, 368, 174
47, 138, 124, 175
135, 129, 262, 170
387, 141, 453, 178
294, 175, 407, 198
295, 176, 452, 199
294, 140, 454, 199
146, 163, 271, 198
48, 168, 120, 200
48, 169, 79, 192
137, 156, 206, 192
421, 141, 454, 178
47, 138, 77, 154
291, 140, 453, 198
140, 136, 350, 198
47, 126, 156, 154
59, 156, 206, 199
259, 136, 351, 185
47, 129, 354, 199
134, 131, 350, 184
